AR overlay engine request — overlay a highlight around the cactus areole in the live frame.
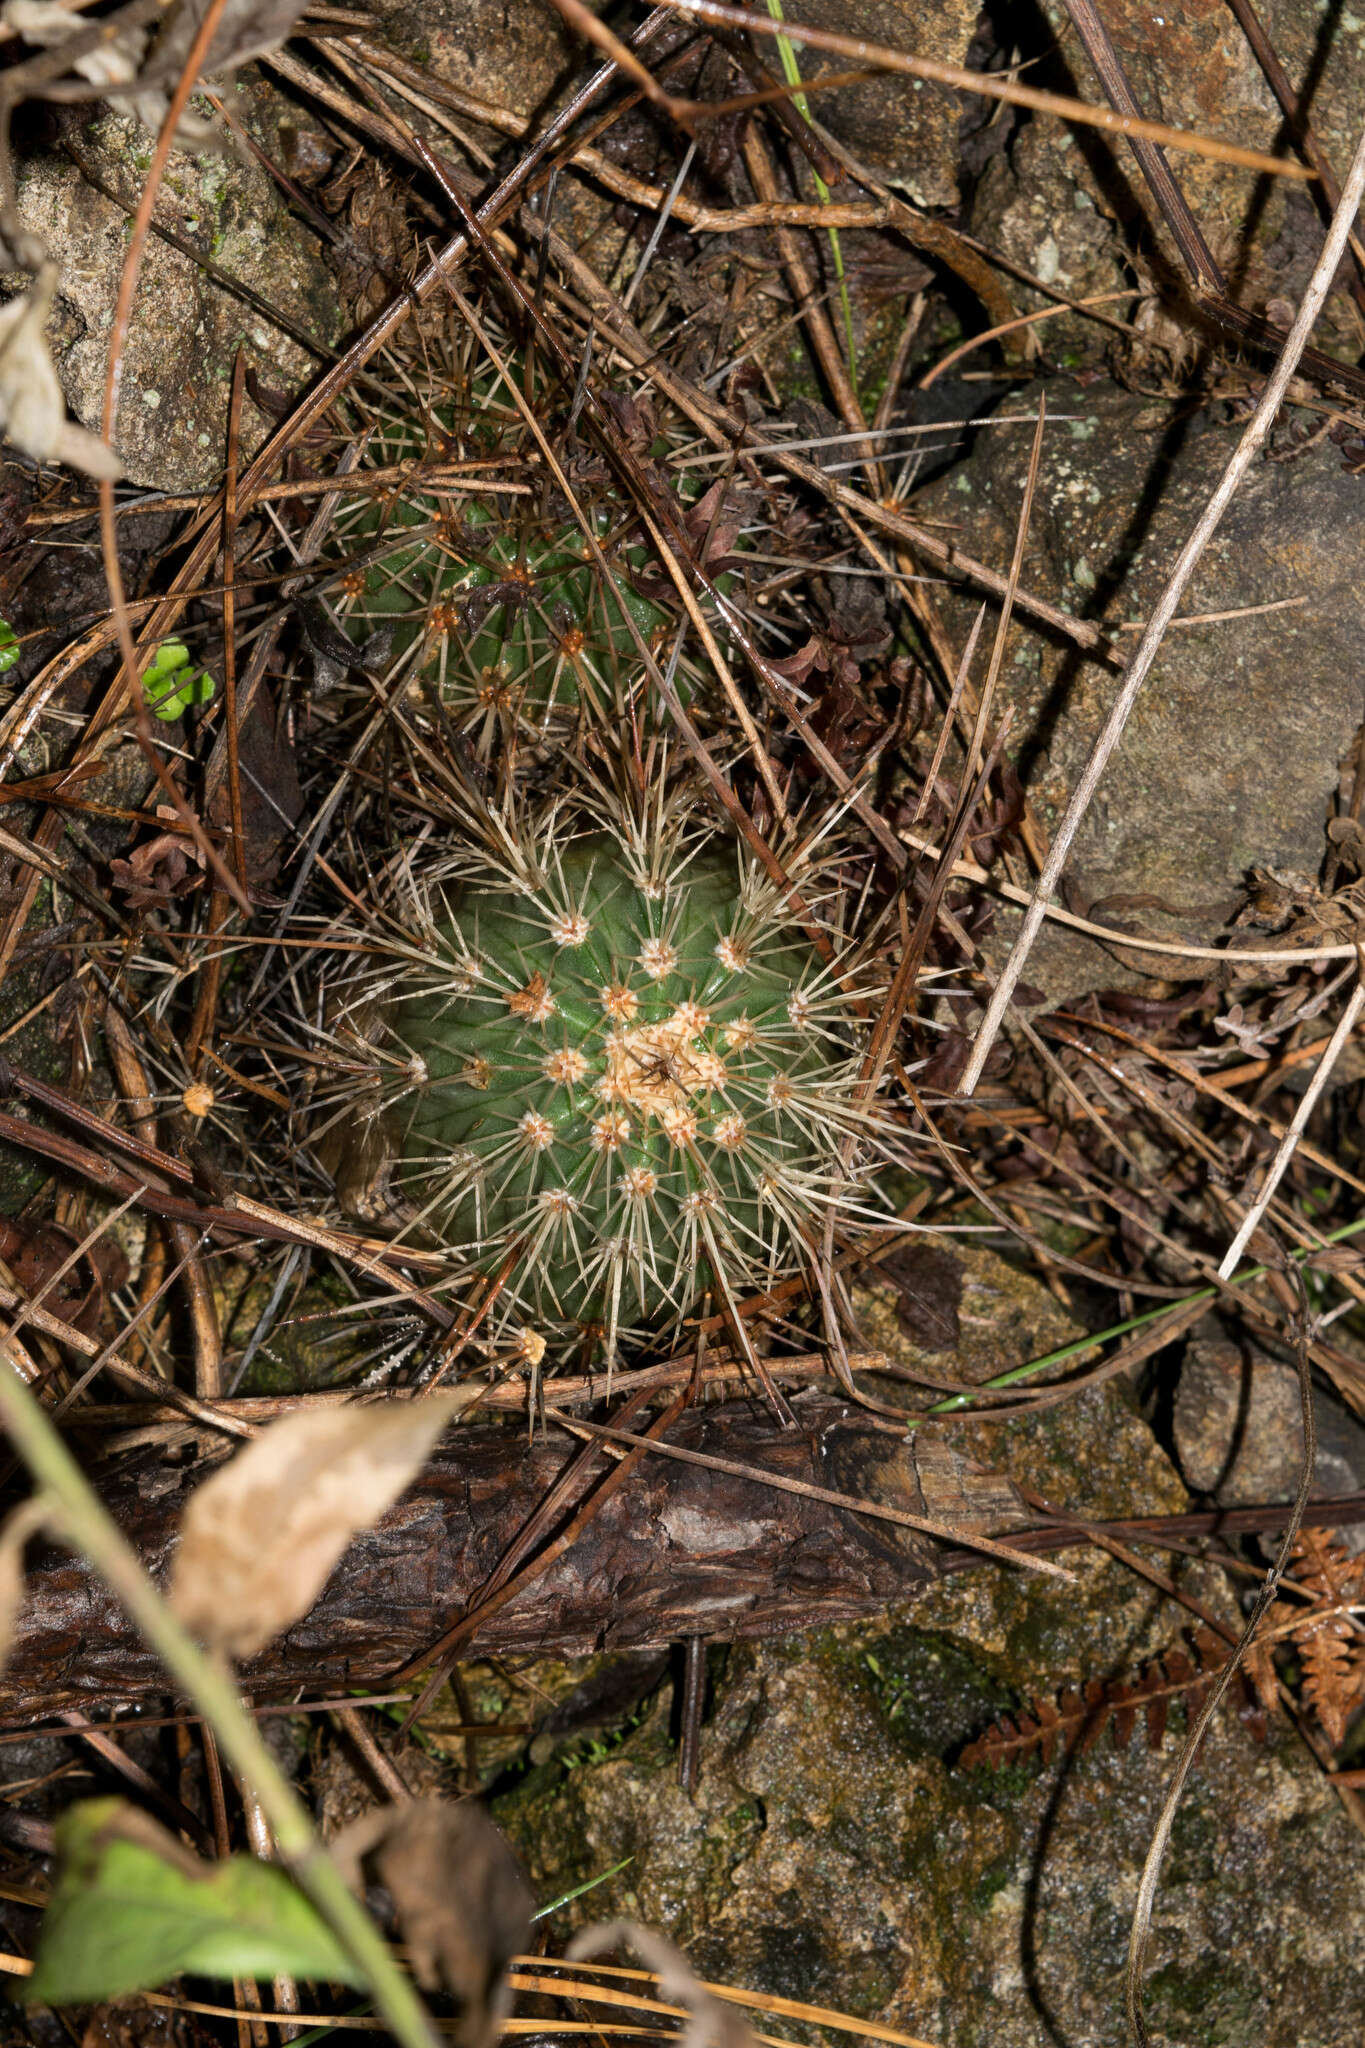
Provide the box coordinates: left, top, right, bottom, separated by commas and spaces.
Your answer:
329, 824, 882, 1350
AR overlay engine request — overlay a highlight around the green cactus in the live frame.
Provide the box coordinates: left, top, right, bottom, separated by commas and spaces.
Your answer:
324, 343, 742, 759
327, 376, 685, 750
311, 782, 889, 1356
342, 492, 670, 713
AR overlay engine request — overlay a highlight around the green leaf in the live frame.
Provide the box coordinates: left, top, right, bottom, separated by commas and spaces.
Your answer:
144, 641, 215, 721
27, 1799, 365, 2003
0, 618, 18, 674
148, 640, 191, 675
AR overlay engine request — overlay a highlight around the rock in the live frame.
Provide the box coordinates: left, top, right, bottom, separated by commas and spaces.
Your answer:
10, 86, 340, 489
367, 0, 587, 129
855, 1240, 1086, 1395
1173, 1324, 1365, 1512
494, 1375, 1365, 2046
966, 122, 1137, 367
912, 375, 1365, 1002
776, 0, 980, 208
371, 0, 977, 208
968, 1, 1365, 372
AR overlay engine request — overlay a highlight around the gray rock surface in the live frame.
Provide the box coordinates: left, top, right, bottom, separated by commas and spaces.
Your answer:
10, 87, 340, 489
367, 0, 587, 127
1173, 1325, 1365, 1512
913, 376, 1365, 1000
780, 0, 980, 208
968, 1, 1365, 372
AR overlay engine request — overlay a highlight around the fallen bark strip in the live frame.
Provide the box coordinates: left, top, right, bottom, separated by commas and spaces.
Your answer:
0, 1393, 1021, 1720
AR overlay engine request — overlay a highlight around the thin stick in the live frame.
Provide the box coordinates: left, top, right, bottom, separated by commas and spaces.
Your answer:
919, 290, 1141, 387
1125, 1298, 1316, 2045
957, 116, 1365, 1095
221, 347, 248, 895
622, 137, 696, 310
962, 394, 1045, 793
911, 605, 983, 828
657, 0, 1315, 181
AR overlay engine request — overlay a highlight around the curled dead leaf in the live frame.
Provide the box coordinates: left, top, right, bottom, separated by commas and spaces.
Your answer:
0, 1496, 52, 1677
0, 268, 121, 479
142, 0, 318, 97
6, 0, 317, 154
566, 1922, 756, 2048
335, 1800, 532, 2048
168, 1391, 479, 1661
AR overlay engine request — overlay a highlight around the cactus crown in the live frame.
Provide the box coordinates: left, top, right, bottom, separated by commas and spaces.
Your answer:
308, 773, 890, 1357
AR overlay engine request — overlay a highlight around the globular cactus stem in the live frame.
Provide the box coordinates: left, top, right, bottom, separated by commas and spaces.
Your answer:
327, 375, 686, 746
309, 775, 894, 1361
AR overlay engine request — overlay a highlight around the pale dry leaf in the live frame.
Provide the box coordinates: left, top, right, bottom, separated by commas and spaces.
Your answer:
144, 0, 316, 91
334, 1799, 532, 2048
4, 0, 144, 90
0, 0, 193, 148
567, 1921, 756, 2048
0, 267, 122, 478
0, 1495, 52, 1677
169, 1391, 479, 1660
2, 0, 216, 148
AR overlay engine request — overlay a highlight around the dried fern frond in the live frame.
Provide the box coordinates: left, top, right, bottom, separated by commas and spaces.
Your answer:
964, 1528, 1365, 1774
959, 1626, 1266, 1773
1247, 1528, 1365, 1747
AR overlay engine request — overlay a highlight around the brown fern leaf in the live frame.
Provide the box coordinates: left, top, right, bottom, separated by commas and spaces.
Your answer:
1250, 1530, 1365, 1749
1300, 1620, 1362, 1747
1292, 1528, 1365, 1605
958, 1627, 1263, 1774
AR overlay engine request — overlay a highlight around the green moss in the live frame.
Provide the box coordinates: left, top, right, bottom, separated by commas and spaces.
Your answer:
218, 1267, 369, 1392
969, 1856, 1014, 1910
861, 1629, 1017, 1760
1145, 1956, 1262, 2046
966, 1759, 1037, 1803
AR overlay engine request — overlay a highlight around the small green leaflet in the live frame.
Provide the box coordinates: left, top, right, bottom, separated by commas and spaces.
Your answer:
27, 1799, 363, 2003
143, 641, 215, 721
0, 618, 18, 674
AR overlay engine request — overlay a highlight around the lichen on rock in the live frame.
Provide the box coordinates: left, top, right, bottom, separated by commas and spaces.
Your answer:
6, 86, 341, 489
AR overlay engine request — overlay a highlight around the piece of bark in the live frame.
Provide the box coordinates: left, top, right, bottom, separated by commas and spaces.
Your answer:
0, 1393, 1023, 1718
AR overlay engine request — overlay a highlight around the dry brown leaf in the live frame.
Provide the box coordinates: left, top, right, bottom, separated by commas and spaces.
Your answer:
335, 1800, 532, 2048
0, 267, 122, 478
168, 1391, 479, 1660
4, 0, 219, 175
3, 0, 147, 99
0, 1496, 51, 1677
143, 0, 316, 93
567, 1922, 756, 2048
4, 0, 313, 153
